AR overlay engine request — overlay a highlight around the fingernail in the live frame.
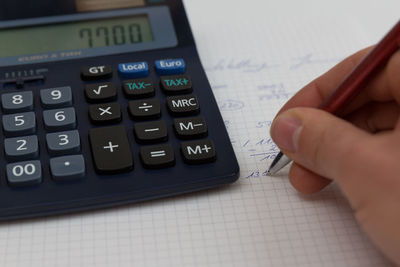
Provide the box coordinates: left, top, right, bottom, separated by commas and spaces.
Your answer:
270, 115, 302, 152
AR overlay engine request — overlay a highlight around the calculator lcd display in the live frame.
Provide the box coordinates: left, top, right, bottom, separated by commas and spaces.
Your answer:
0, 15, 154, 58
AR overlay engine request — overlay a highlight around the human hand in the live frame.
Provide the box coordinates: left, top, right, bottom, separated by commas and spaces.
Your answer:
270, 46, 400, 264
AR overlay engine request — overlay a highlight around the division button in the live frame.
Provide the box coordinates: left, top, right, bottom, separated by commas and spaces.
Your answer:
122, 78, 155, 99
118, 61, 149, 78
89, 125, 133, 174
140, 144, 175, 169
6, 160, 42, 187
166, 94, 199, 116
181, 139, 216, 164
50, 155, 85, 181
46, 130, 81, 156
155, 59, 186, 75
134, 120, 168, 144
2, 111, 36, 137
81, 65, 112, 80
85, 82, 117, 103
43, 107, 77, 131
89, 103, 121, 124
160, 75, 192, 95
40, 86, 73, 108
4, 135, 39, 161
173, 116, 207, 139
1, 91, 34, 113
128, 99, 161, 120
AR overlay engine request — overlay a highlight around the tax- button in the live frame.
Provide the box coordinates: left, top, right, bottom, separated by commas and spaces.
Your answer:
89, 125, 133, 174
122, 78, 154, 99
155, 59, 186, 75
81, 65, 112, 80
166, 94, 199, 116
118, 61, 149, 78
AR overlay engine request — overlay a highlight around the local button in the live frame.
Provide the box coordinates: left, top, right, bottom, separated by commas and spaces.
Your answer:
155, 59, 186, 75
118, 62, 149, 78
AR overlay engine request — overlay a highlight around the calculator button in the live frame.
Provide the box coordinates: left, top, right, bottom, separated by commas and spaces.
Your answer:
155, 59, 186, 75
181, 140, 216, 164
174, 116, 208, 139
6, 160, 42, 187
40, 86, 73, 108
43, 107, 77, 131
160, 75, 192, 95
134, 121, 168, 144
2, 112, 36, 137
89, 125, 133, 174
4, 135, 39, 161
85, 82, 117, 103
89, 103, 121, 124
128, 99, 161, 120
46, 130, 81, 156
166, 94, 199, 116
50, 155, 85, 181
1, 91, 33, 113
81, 65, 112, 80
122, 78, 155, 99
140, 144, 175, 169
118, 62, 149, 78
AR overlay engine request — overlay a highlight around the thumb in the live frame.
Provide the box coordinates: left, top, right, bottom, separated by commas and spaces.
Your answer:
270, 107, 372, 180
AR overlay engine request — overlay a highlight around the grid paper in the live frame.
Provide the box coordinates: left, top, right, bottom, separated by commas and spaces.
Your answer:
0, 0, 399, 266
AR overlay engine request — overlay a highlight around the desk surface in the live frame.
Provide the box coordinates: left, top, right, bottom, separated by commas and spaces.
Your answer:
0, 0, 399, 266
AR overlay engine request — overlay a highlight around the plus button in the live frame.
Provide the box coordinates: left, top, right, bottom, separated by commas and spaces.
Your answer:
103, 141, 119, 152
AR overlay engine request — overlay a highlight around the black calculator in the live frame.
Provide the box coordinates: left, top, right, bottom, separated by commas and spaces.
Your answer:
0, 0, 239, 220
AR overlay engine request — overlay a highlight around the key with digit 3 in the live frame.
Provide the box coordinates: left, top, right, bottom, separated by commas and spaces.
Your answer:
0, 0, 239, 220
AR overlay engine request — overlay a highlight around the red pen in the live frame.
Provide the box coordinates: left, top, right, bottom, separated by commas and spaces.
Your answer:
268, 20, 400, 175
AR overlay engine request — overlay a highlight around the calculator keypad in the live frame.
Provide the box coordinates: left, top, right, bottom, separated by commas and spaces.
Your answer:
2, 91, 34, 113
2, 111, 36, 136
40, 86, 73, 108
4, 135, 39, 161
46, 130, 81, 156
43, 107, 77, 131
6, 160, 42, 187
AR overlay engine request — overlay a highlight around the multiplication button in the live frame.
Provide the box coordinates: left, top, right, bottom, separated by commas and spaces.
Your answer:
89, 125, 133, 174
85, 82, 117, 103
89, 103, 121, 124
140, 144, 175, 169
181, 140, 216, 164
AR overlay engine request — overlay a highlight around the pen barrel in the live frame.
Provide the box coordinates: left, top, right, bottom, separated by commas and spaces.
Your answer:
319, 20, 400, 115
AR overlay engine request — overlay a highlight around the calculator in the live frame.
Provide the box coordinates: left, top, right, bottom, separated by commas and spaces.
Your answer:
0, 0, 239, 220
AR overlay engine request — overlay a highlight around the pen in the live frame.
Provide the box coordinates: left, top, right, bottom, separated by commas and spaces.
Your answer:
268, 20, 400, 175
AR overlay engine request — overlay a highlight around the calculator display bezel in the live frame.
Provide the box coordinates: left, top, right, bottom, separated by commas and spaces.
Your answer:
0, 6, 178, 67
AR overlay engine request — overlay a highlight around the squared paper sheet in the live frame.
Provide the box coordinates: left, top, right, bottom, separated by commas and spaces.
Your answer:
0, 0, 399, 266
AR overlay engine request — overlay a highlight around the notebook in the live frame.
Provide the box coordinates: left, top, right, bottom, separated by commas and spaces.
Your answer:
0, 0, 398, 266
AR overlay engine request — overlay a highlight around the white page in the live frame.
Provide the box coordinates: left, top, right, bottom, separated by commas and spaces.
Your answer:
0, 1, 399, 266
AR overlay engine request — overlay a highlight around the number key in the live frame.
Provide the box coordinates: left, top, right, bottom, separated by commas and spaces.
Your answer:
46, 130, 80, 156
43, 107, 77, 131
4, 135, 39, 161
2, 111, 36, 137
1, 91, 33, 113
6, 160, 42, 187
40, 86, 73, 108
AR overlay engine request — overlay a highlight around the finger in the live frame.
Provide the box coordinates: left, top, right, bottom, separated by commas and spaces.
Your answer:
344, 101, 400, 133
270, 107, 372, 180
289, 163, 331, 194
276, 46, 373, 115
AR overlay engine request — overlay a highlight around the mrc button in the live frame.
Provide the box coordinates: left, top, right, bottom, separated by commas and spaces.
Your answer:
166, 94, 199, 116
118, 61, 149, 78
81, 65, 112, 80
160, 75, 192, 95
155, 58, 186, 75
